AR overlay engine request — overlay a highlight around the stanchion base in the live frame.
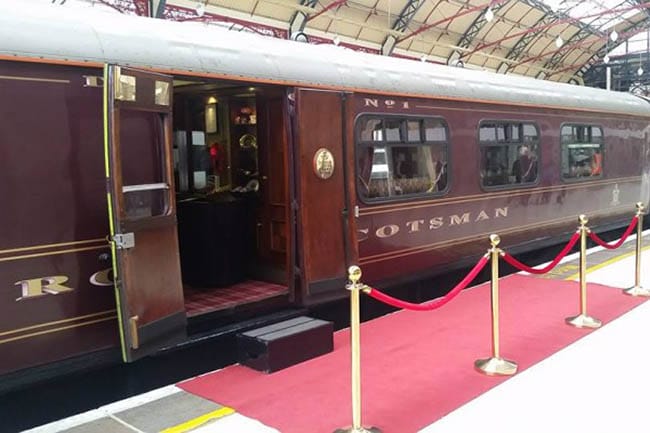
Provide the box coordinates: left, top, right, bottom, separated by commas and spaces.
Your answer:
565, 314, 602, 329
333, 427, 382, 433
474, 357, 518, 376
623, 286, 650, 297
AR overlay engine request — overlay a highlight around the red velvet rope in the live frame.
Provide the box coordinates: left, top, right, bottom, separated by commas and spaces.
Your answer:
588, 216, 638, 250
501, 231, 580, 274
365, 255, 489, 311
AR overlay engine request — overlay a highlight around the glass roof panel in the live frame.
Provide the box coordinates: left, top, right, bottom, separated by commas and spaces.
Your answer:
539, 0, 641, 30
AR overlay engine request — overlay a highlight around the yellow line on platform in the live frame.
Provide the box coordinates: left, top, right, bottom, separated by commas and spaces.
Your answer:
160, 407, 235, 433
564, 245, 650, 281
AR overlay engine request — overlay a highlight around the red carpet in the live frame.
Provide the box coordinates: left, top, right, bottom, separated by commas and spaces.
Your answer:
178, 275, 646, 432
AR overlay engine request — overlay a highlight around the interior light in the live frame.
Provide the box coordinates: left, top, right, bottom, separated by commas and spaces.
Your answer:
207, 96, 217, 104
638, 66, 644, 76
555, 36, 563, 48
485, 7, 494, 23
611, 30, 618, 42
420, 55, 427, 62
333, 35, 340, 46
248, 87, 256, 92
604, 54, 610, 64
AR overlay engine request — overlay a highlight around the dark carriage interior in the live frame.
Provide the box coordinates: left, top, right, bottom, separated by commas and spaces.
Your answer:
171, 78, 290, 318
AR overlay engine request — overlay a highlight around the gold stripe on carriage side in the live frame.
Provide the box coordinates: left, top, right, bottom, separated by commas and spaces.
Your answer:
0, 245, 109, 263
359, 216, 576, 265
0, 75, 70, 84
360, 204, 633, 263
0, 238, 107, 256
0, 310, 117, 338
359, 204, 633, 265
0, 316, 117, 345
358, 176, 641, 215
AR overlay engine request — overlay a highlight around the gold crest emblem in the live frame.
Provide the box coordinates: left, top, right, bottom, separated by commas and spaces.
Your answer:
313, 148, 335, 179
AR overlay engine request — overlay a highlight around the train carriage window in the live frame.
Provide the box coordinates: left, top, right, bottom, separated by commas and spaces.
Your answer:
356, 116, 449, 201
360, 118, 384, 142
479, 121, 539, 189
384, 119, 403, 142
407, 120, 421, 142
561, 125, 603, 180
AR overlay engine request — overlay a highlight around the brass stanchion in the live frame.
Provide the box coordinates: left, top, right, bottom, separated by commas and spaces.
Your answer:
334, 266, 381, 433
624, 202, 649, 297
565, 215, 602, 328
474, 234, 518, 376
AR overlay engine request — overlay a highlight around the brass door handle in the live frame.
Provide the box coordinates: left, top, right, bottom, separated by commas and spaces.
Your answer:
129, 315, 139, 349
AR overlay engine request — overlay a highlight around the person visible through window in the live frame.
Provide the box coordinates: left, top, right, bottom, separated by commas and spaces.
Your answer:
511, 145, 537, 183
591, 148, 602, 176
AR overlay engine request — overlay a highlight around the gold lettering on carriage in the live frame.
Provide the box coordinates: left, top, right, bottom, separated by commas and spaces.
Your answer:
364, 98, 410, 110
15, 276, 73, 301
361, 207, 509, 240
14, 268, 114, 301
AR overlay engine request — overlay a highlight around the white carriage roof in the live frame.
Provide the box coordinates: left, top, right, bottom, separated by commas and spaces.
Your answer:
1, 0, 650, 117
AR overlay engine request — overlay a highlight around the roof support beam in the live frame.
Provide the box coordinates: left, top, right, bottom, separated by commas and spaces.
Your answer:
462, 1, 650, 61
536, 27, 598, 78
381, 0, 426, 56
450, 0, 510, 65
396, 0, 510, 45
497, 12, 555, 73
561, 16, 650, 80
289, 0, 318, 38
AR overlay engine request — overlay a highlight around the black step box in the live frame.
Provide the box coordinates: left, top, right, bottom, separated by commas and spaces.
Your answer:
237, 316, 333, 373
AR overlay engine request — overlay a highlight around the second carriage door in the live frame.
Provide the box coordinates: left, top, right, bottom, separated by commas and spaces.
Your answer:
293, 88, 357, 303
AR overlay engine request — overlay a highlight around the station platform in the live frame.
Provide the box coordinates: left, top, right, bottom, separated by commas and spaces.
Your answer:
25, 230, 650, 433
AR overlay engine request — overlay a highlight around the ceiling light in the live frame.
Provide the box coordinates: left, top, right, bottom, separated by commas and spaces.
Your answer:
420, 55, 427, 62
555, 36, 563, 48
485, 7, 494, 23
604, 54, 610, 64
638, 66, 644, 76
611, 30, 618, 42
333, 35, 340, 46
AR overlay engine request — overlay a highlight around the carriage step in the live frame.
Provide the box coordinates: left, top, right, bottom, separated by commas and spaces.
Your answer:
236, 316, 333, 373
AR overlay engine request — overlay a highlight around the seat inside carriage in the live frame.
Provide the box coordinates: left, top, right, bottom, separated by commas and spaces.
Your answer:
169, 80, 290, 317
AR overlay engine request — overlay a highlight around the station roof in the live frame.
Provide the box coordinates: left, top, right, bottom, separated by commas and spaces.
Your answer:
40, 1, 650, 84
142, 0, 650, 84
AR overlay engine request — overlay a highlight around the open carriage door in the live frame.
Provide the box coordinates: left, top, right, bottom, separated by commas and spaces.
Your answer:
293, 89, 357, 303
104, 65, 186, 362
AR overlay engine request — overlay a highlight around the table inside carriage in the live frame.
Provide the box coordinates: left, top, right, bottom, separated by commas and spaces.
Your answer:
176, 194, 255, 289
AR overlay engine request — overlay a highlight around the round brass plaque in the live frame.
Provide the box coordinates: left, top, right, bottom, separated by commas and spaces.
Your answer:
313, 148, 335, 179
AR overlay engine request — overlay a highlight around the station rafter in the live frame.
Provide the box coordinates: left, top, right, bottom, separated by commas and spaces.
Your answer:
381, 0, 426, 56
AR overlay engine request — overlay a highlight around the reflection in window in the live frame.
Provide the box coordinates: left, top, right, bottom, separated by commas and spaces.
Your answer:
357, 116, 449, 200
480, 122, 539, 188
384, 119, 402, 142
359, 118, 383, 142
407, 121, 421, 142
561, 125, 603, 180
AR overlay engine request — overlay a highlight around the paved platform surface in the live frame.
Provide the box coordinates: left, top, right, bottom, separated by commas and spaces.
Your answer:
25, 231, 649, 433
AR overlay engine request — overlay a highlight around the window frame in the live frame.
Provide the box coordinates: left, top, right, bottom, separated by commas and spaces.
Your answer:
355, 113, 451, 204
559, 123, 604, 183
478, 119, 541, 192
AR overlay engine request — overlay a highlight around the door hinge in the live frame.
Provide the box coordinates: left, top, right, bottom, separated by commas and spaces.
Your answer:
113, 233, 135, 250
83, 75, 104, 88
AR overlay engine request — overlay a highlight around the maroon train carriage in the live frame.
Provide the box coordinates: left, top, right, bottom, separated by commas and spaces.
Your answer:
0, 2, 649, 389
